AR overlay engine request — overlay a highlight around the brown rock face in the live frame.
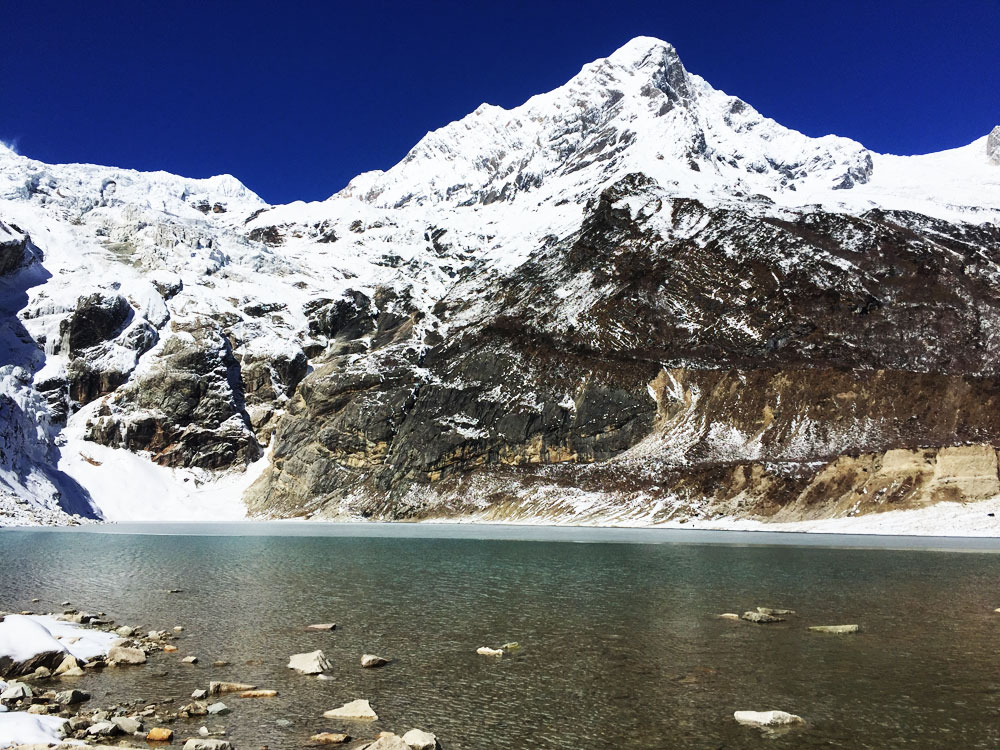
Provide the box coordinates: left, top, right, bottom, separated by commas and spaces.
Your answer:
247, 174, 1000, 523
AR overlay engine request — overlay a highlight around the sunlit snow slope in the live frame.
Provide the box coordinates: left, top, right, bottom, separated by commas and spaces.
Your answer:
1, 37, 999, 526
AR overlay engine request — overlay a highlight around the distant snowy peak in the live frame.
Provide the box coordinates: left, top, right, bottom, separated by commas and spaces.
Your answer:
336, 36, 998, 225
342, 36, 874, 212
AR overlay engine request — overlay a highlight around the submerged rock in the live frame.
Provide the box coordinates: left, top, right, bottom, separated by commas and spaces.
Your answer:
307, 623, 337, 631
238, 689, 277, 698
322, 699, 378, 720
476, 647, 503, 657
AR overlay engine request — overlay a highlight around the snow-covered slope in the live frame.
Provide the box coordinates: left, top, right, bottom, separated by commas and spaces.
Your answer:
1, 37, 999, 526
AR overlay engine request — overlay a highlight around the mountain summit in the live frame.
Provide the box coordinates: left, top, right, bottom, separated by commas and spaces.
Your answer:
1, 38, 1000, 527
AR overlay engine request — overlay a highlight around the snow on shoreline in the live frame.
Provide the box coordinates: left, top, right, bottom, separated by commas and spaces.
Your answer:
0, 712, 69, 748
0, 614, 115, 666
0, 615, 116, 748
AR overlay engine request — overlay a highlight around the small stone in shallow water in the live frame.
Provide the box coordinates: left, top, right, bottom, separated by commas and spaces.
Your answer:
323, 698, 378, 720
741, 611, 784, 624
212, 661, 230, 667
500, 642, 520, 651
147, 727, 174, 742
307, 623, 337, 631
734, 710, 804, 727
183, 739, 233, 750
361, 654, 389, 668
756, 607, 795, 616
206, 701, 230, 715
108, 646, 147, 665
209, 681, 256, 695
239, 689, 278, 698
476, 647, 503, 657
366, 733, 411, 749
113, 716, 143, 734
717, 613, 740, 620
310, 732, 350, 744
402, 728, 439, 749
183, 656, 200, 664
192, 689, 208, 699
809, 624, 860, 634
164, 644, 179, 653
174, 626, 184, 632
115, 626, 135, 637
54, 688, 90, 705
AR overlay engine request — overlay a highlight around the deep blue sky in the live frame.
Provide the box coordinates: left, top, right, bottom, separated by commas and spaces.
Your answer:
3, 1, 998, 204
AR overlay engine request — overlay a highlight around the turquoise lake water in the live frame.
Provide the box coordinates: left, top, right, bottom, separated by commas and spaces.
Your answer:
2, 523, 999, 749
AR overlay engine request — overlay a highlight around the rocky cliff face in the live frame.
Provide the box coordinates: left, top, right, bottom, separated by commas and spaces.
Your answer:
2, 37, 1000, 525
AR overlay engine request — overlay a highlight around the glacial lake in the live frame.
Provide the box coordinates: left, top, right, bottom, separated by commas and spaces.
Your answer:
3, 523, 1000, 749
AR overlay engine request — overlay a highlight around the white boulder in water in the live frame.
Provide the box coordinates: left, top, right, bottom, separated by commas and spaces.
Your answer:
323, 698, 378, 720
288, 650, 332, 674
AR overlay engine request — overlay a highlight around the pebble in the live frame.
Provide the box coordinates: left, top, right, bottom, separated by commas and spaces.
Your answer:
239, 689, 278, 698
183, 656, 200, 664
207, 701, 231, 715
192, 689, 209, 699
307, 623, 337, 631
476, 647, 503, 657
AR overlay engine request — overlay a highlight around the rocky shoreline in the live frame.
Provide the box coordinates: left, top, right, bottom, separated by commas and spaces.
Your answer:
0, 609, 441, 750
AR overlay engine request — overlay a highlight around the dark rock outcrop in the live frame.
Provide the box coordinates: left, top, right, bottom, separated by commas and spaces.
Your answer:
59, 292, 131, 356
0, 221, 27, 275
86, 318, 261, 469
247, 174, 1000, 520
